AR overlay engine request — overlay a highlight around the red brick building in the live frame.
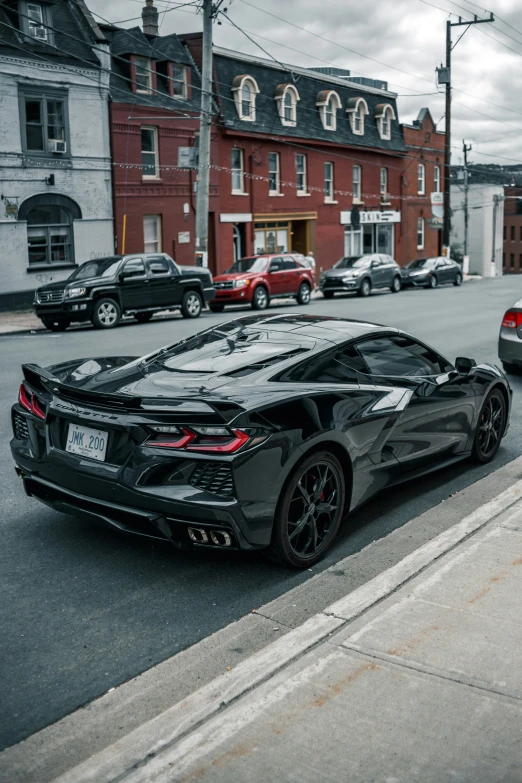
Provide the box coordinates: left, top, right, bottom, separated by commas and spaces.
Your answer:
503, 186, 522, 274
401, 109, 444, 262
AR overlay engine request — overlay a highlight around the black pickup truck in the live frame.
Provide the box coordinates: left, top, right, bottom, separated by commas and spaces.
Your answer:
34, 254, 215, 331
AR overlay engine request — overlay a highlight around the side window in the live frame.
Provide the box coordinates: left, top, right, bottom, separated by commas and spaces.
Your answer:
371, 257, 382, 267
147, 256, 170, 275
283, 258, 298, 270
269, 257, 284, 272
281, 345, 366, 384
122, 258, 146, 278
356, 336, 446, 377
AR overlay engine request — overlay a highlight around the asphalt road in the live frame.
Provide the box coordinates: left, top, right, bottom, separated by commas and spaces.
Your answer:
2, 277, 522, 751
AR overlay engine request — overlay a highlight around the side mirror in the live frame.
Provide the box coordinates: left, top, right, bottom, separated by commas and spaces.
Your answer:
455, 356, 476, 375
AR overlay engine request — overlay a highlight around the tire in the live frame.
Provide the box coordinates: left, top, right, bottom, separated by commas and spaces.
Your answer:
41, 318, 70, 332
323, 291, 334, 299
209, 304, 225, 313
135, 312, 153, 324
92, 298, 121, 329
471, 388, 507, 464
390, 275, 401, 293
502, 361, 519, 374
454, 272, 463, 286
296, 282, 311, 305
358, 278, 371, 297
251, 286, 269, 310
269, 451, 346, 568
181, 290, 202, 319
427, 275, 438, 289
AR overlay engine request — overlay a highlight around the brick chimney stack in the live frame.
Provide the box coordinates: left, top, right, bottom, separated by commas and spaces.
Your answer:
142, 0, 159, 36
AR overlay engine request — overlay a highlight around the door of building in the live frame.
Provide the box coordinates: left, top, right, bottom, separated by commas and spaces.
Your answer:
291, 220, 308, 255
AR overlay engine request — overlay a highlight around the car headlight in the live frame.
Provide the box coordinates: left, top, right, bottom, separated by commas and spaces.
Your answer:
233, 279, 250, 288
65, 287, 87, 299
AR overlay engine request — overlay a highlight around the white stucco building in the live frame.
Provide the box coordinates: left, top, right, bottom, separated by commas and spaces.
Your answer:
450, 182, 504, 277
0, 0, 114, 308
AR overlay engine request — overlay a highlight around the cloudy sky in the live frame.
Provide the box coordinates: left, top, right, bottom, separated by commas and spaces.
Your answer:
87, 0, 522, 168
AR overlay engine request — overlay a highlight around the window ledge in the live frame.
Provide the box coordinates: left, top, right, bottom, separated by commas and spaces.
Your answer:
324, 199, 338, 204
231, 191, 249, 196
297, 192, 311, 197
27, 263, 77, 273
269, 192, 284, 197
352, 199, 364, 205
142, 178, 163, 183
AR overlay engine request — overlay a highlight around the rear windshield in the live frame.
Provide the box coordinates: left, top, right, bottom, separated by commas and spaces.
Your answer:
226, 257, 269, 274
334, 256, 372, 269
407, 258, 437, 270
68, 257, 122, 281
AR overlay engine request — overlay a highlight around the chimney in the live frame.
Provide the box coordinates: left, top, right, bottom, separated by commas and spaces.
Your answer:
142, 0, 159, 36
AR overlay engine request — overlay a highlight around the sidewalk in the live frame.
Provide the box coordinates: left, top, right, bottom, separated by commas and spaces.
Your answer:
47, 480, 522, 783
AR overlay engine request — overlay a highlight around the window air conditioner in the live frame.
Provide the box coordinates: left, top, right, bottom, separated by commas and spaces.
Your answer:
33, 26, 47, 40
49, 140, 67, 154
380, 193, 391, 203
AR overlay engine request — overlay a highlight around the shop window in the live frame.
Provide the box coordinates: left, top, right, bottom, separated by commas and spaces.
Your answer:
353, 164, 362, 202
254, 222, 289, 254
141, 127, 159, 178
324, 162, 334, 201
231, 148, 245, 194
268, 152, 281, 195
418, 164, 425, 195
27, 205, 73, 267
417, 217, 425, 249
296, 153, 307, 195
20, 88, 68, 157
143, 215, 162, 253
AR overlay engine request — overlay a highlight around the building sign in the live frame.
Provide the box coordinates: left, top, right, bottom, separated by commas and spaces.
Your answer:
220, 213, 253, 223
178, 231, 190, 244
430, 192, 443, 225
340, 210, 401, 225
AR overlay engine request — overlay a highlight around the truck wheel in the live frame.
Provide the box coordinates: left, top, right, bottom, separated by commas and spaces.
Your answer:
92, 298, 121, 329
41, 318, 70, 332
181, 290, 202, 318
252, 286, 269, 310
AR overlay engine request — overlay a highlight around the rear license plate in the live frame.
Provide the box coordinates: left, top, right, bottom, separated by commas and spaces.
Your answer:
66, 423, 108, 462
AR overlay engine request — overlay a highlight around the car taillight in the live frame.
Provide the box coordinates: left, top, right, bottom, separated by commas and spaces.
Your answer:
502, 310, 522, 329
147, 425, 255, 454
18, 383, 46, 420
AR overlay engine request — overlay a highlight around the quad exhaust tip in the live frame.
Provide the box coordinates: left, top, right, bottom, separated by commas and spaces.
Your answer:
188, 527, 232, 547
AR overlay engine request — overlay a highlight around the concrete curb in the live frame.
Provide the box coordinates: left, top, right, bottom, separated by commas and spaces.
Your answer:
52, 478, 522, 783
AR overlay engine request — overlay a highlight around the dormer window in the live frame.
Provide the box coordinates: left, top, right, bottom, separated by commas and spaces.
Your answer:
275, 84, 299, 127
27, 3, 46, 38
171, 64, 187, 98
135, 57, 152, 94
232, 75, 259, 122
316, 90, 341, 131
347, 98, 369, 136
18, 2, 53, 44
375, 103, 396, 140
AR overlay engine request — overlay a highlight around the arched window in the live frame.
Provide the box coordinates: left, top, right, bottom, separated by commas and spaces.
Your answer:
19, 194, 80, 267
316, 90, 342, 131
232, 75, 260, 121
375, 103, 396, 140
275, 84, 300, 127
347, 97, 369, 135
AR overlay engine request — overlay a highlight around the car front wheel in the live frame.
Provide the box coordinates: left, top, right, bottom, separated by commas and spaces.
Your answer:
252, 286, 269, 310
454, 272, 463, 286
92, 298, 121, 329
358, 278, 371, 297
269, 451, 345, 568
390, 275, 401, 293
296, 282, 311, 305
181, 291, 203, 318
471, 388, 507, 464
427, 275, 438, 289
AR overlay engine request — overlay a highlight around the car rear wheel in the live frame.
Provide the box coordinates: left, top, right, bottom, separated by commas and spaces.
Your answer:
323, 291, 334, 299
181, 291, 202, 318
390, 275, 401, 293
41, 318, 71, 332
92, 298, 121, 329
252, 286, 269, 310
471, 388, 507, 464
296, 282, 311, 305
358, 278, 371, 297
269, 451, 345, 568
209, 304, 225, 313
454, 272, 463, 286
135, 312, 153, 323
427, 275, 438, 289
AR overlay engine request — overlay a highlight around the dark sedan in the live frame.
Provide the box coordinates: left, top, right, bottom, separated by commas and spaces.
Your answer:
11, 314, 510, 568
401, 257, 463, 289
319, 254, 402, 298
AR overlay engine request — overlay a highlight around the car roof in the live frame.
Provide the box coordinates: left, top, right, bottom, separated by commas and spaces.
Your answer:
230, 313, 393, 344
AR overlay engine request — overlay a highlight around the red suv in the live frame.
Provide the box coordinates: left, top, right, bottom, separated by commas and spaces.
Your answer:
209, 254, 315, 312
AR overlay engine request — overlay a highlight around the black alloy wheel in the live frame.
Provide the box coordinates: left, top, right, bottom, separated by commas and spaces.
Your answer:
323, 291, 335, 299
390, 275, 401, 293
92, 298, 121, 329
181, 290, 203, 319
270, 451, 345, 568
135, 312, 153, 323
252, 286, 269, 310
472, 389, 507, 464
209, 303, 225, 313
358, 278, 371, 297
41, 318, 71, 332
296, 282, 311, 305
428, 275, 438, 289
454, 272, 463, 286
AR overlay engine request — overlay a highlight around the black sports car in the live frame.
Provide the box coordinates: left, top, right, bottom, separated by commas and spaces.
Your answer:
11, 315, 511, 568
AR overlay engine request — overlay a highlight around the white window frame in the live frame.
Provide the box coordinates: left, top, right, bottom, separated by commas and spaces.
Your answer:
143, 215, 162, 253
417, 217, 425, 249
27, 3, 48, 40
171, 64, 188, 99
375, 103, 396, 141
347, 97, 369, 136
316, 90, 342, 131
380, 167, 389, 201
324, 161, 334, 202
418, 163, 426, 195
135, 57, 152, 94
296, 153, 308, 195
232, 75, 259, 122
231, 148, 246, 194
276, 84, 299, 127
434, 165, 441, 193
353, 164, 362, 203
141, 126, 159, 180
268, 152, 281, 196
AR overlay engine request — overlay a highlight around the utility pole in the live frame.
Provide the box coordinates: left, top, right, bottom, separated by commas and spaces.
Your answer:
194, 0, 214, 267
463, 139, 472, 258
440, 12, 494, 254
